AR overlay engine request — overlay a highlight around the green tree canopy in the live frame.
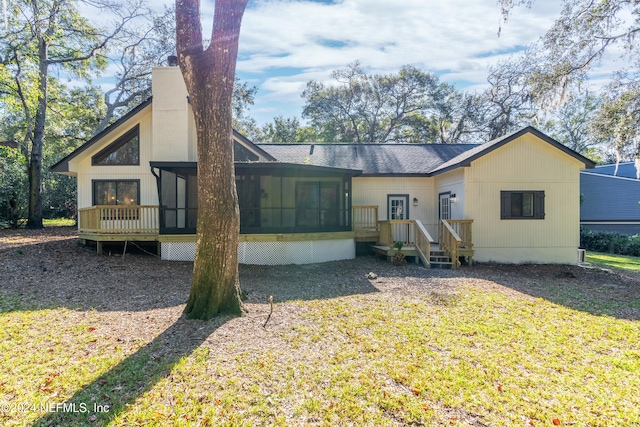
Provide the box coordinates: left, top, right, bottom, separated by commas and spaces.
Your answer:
301, 62, 475, 143
0, 0, 143, 228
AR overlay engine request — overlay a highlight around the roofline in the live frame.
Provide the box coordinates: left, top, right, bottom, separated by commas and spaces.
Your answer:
51, 98, 153, 173
151, 161, 362, 176
581, 171, 640, 182
51, 97, 274, 173
593, 161, 635, 168
257, 143, 480, 147
150, 161, 197, 169
429, 126, 597, 176
359, 173, 428, 178
233, 130, 276, 161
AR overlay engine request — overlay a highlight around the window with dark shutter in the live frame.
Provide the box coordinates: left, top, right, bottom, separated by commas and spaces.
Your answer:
500, 191, 545, 219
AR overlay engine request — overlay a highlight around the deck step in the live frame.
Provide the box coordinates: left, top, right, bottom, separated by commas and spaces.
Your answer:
428, 249, 452, 269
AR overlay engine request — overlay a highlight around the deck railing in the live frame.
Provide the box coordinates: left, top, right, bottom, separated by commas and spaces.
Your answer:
352, 205, 379, 231
378, 220, 415, 246
439, 219, 461, 270
79, 205, 159, 234
379, 219, 433, 266
444, 219, 473, 248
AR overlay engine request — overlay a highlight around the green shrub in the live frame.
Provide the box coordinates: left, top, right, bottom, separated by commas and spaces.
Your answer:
580, 227, 640, 256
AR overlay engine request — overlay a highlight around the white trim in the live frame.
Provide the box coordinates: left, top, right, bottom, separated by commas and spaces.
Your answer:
580, 171, 640, 183
593, 162, 634, 168
581, 221, 640, 225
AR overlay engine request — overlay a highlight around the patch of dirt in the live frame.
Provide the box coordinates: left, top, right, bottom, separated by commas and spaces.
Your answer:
2, 227, 639, 323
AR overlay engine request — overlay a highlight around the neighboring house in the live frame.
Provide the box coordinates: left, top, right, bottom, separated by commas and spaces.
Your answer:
580, 162, 640, 235
52, 64, 596, 266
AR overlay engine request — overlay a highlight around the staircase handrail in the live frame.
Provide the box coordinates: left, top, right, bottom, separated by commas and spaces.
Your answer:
440, 219, 462, 270
414, 220, 433, 267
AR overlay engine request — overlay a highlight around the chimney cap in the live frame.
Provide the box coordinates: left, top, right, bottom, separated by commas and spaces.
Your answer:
167, 55, 178, 66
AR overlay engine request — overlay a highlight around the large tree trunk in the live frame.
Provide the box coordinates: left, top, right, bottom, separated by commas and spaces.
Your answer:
26, 37, 49, 229
177, 0, 247, 319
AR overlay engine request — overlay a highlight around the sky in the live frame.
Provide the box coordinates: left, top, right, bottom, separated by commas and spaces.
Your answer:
139, 0, 592, 126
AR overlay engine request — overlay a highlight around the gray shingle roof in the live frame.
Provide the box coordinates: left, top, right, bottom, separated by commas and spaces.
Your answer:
259, 126, 595, 176
258, 143, 479, 175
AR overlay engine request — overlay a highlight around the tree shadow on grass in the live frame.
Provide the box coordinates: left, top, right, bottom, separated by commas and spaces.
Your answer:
32, 315, 227, 426
27, 258, 385, 426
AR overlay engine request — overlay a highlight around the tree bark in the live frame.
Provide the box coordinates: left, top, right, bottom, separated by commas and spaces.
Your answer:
177, 0, 247, 319
26, 35, 49, 229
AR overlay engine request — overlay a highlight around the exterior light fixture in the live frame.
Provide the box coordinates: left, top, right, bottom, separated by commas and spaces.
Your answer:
413, 197, 418, 206
450, 193, 457, 204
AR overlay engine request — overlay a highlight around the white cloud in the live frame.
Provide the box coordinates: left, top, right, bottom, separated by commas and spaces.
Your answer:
231, 0, 565, 124
147, 0, 631, 126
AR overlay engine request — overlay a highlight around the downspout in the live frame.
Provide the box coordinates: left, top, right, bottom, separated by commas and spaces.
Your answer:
150, 166, 163, 232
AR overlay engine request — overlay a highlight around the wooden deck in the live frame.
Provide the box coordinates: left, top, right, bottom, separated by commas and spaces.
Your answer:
358, 209, 474, 269
76, 205, 474, 268
371, 244, 419, 258
78, 205, 160, 253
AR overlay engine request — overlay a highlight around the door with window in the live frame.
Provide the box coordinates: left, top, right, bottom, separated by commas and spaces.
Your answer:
439, 193, 451, 221
438, 192, 451, 244
388, 195, 409, 244
388, 195, 408, 220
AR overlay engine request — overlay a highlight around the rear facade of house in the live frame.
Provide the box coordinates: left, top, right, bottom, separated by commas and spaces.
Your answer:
52, 64, 595, 266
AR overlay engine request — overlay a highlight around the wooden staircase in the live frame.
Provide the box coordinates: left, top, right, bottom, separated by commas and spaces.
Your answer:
366, 218, 472, 269
428, 247, 455, 268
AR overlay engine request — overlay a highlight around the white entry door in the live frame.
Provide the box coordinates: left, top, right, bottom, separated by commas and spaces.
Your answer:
439, 193, 450, 220
388, 195, 410, 244
389, 195, 408, 220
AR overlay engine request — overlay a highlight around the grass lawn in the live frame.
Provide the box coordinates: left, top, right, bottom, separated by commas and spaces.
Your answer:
42, 218, 76, 227
586, 251, 640, 272
2, 282, 639, 426
1, 229, 638, 426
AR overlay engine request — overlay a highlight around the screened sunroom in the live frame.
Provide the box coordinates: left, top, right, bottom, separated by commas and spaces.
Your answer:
150, 162, 361, 235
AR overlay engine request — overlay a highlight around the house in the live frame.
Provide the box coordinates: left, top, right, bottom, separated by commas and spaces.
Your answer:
52, 63, 596, 266
580, 162, 640, 235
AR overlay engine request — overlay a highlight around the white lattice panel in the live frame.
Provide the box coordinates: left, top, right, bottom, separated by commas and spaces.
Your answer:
239, 241, 314, 265
162, 238, 355, 264
161, 242, 196, 261
239, 238, 354, 265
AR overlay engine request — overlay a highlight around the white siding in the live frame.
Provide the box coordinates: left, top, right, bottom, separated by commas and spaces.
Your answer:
433, 169, 466, 220
74, 108, 156, 209
352, 177, 437, 238
151, 67, 190, 161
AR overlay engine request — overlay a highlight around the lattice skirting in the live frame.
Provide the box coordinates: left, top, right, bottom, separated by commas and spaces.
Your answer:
161, 238, 355, 264
160, 242, 196, 261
